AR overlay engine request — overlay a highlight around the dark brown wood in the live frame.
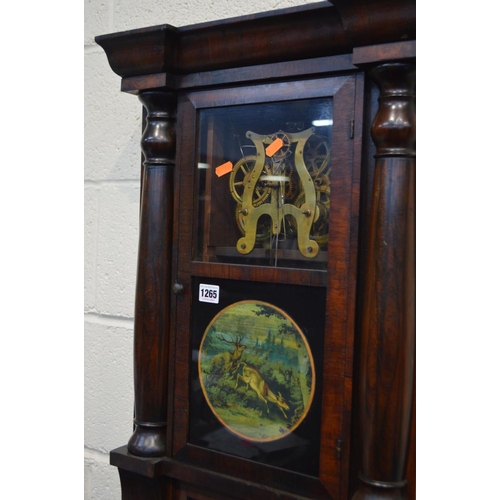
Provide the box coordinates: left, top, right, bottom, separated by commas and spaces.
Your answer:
337, 72, 366, 500
352, 41, 416, 67
347, 73, 380, 500
118, 469, 170, 500
190, 262, 326, 288
95, 2, 416, 499
167, 72, 363, 500
119, 54, 357, 94
332, 0, 415, 48
112, 445, 328, 500
96, 1, 415, 88
127, 90, 177, 457
352, 62, 415, 500
111, 445, 165, 478
95, 24, 178, 79
405, 376, 416, 500
319, 74, 361, 499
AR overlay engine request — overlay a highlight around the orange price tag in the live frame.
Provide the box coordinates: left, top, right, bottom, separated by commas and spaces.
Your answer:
215, 161, 233, 177
265, 138, 284, 157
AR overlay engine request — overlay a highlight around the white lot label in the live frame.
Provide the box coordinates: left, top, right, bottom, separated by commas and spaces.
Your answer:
199, 283, 220, 304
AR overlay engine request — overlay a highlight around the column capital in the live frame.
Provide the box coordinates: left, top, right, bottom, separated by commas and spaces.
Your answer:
370, 62, 416, 158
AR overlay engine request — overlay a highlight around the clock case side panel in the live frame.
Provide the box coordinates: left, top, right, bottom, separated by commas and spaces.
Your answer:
168, 93, 198, 459
319, 72, 364, 500
168, 73, 365, 500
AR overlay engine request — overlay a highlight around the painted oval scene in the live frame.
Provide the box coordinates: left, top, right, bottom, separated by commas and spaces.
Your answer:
198, 300, 315, 442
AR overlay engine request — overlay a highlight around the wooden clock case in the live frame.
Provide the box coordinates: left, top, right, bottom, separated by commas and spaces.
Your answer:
95, 1, 416, 499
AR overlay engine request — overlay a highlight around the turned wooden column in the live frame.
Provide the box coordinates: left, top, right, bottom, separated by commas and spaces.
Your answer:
353, 62, 415, 500
127, 90, 177, 457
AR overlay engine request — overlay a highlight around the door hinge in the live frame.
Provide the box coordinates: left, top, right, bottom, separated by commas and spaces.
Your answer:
350, 119, 355, 139
336, 438, 343, 459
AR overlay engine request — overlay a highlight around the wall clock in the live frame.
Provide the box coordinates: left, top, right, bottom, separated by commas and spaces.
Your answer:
95, 1, 415, 499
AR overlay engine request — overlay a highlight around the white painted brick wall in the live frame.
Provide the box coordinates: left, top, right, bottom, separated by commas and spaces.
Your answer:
84, 1, 318, 498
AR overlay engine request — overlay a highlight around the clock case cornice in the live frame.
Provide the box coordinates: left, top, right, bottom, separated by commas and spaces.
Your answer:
95, 0, 415, 92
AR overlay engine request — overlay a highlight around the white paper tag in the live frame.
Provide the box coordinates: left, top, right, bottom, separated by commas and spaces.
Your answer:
199, 283, 220, 304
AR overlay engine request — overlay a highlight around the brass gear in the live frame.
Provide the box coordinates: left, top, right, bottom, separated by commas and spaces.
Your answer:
304, 134, 331, 177
229, 156, 272, 206
267, 131, 292, 160
262, 158, 297, 201
313, 174, 330, 193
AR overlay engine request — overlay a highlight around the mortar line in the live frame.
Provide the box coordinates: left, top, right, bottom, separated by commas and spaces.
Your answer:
84, 179, 141, 187
85, 311, 134, 329
84, 446, 110, 464
84, 44, 102, 54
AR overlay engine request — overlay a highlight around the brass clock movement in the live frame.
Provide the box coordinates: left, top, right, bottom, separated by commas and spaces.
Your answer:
228, 128, 331, 258
193, 96, 335, 270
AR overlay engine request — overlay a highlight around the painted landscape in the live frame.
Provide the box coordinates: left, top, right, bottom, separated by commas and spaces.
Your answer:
198, 300, 315, 442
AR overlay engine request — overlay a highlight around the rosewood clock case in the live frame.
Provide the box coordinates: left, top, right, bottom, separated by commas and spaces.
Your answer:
95, 1, 416, 499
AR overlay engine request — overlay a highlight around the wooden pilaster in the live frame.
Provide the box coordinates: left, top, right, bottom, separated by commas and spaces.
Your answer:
352, 62, 416, 500
127, 90, 177, 457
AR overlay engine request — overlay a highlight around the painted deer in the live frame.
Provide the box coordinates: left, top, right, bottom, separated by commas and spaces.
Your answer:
235, 362, 290, 419
211, 334, 247, 373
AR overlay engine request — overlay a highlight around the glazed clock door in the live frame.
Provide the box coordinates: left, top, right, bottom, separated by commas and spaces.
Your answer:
170, 74, 362, 500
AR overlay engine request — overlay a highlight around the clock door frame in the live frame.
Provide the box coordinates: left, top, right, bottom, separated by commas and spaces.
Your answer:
168, 72, 364, 500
